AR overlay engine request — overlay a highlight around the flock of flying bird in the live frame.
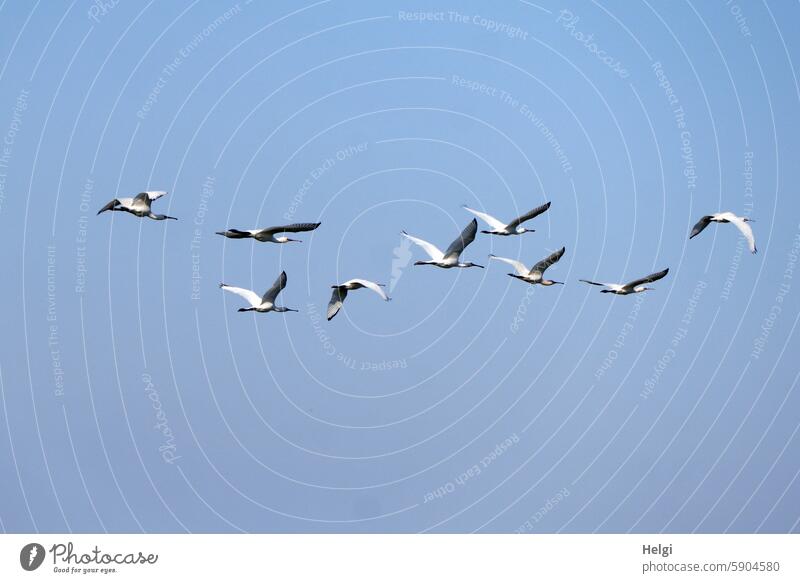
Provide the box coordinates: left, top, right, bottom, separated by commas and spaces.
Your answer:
97, 190, 757, 317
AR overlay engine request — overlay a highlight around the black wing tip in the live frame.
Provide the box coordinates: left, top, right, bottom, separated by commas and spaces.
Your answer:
219, 283, 226, 288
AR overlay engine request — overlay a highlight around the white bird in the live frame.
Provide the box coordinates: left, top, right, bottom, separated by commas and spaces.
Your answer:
689, 212, 756, 253
462, 201, 550, 235
216, 222, 321, 243
97, 191, 176, 220
401, 218, 484, 269
580, 268, 669, 295
489, 247, 565, 286
327, 279, 390, 321
219, 271, 297, 313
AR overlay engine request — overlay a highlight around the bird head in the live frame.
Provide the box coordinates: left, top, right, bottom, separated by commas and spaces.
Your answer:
517, 227, 534, 234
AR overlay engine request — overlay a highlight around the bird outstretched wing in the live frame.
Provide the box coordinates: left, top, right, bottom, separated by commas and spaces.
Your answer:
531, 247, 565, 275
729, 216, 757, 253
489, 255, 529, 276
689, 215, 713, 239
345, 279, 390, 301
401, 231, 445, 261
579, 279, 610, 287
507, 201, 551, 230
462, 205, 506, 230
259, 222, 321, 236
262, 271, 288, 304
443, 219, 478, 259
220, 284, 262, 308
625, 268, 669, 289
327, 287, 347, 321
97, 199, 120, 214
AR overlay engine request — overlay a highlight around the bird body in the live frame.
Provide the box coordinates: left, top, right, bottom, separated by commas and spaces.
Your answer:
689, 212, 756, 253
580, 268, 669, 295
462, 201, 550, 235
216, 222, 321, 243
220, 271, 297, 313
490, 247, 565, 285
97, 191, 177, 220
402, 218, 483, 269
327, 279, 390, 320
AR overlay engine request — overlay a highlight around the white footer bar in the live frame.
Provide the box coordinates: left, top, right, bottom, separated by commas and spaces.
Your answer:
1, 534, 797, 582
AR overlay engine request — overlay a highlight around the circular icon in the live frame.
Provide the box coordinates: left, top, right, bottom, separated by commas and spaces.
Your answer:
20, 543, 45, 571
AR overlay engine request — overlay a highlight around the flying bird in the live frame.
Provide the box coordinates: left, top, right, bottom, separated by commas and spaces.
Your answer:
580, 268, 669, 295
219, 271, 297, 313
489, 247, 565, 286
327, 279, 390, 321
216, 222, 321, 243
462, 201, 550, 235
97, 191, 177, 221
401, 218, 484, 269
689, 212, 756, 253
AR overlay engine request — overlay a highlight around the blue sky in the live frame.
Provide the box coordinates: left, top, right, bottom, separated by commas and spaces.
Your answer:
0, 0, 799, 533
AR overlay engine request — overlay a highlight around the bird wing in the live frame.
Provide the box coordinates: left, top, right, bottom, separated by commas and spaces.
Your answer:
97, 199, 120, 214
327, 287, 347, 320
133, 191, 166, 204
461, 205, 506, 230
625, 268, 669, 289
489, 255, 529, 276
689, 215, 713, 239
258, 222, 321, 235
401, 231, 444, 261
729, 216, 757, 253
443, 218, 478, 259
531, 246, 565, 275
262, 271, 288, 304
344, 279, 390, 301
507, 201, 551, 229
220, 284, 262, 308
216, 229, 256, 238
579, 279, 613, 287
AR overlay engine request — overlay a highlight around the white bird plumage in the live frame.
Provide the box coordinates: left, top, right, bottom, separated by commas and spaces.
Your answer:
327, 279, 390, 321
401, 218, 484, 269
219, 271, 297, 313
462, 201, 550, 235
97, 191, 176, 220
689, 212, 756, 254
216, 222, 321, 244
489, 247, 565, 285
580, 268, 669, 295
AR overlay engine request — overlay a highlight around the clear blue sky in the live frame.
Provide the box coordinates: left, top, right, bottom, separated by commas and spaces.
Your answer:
1, 0, 799, 533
